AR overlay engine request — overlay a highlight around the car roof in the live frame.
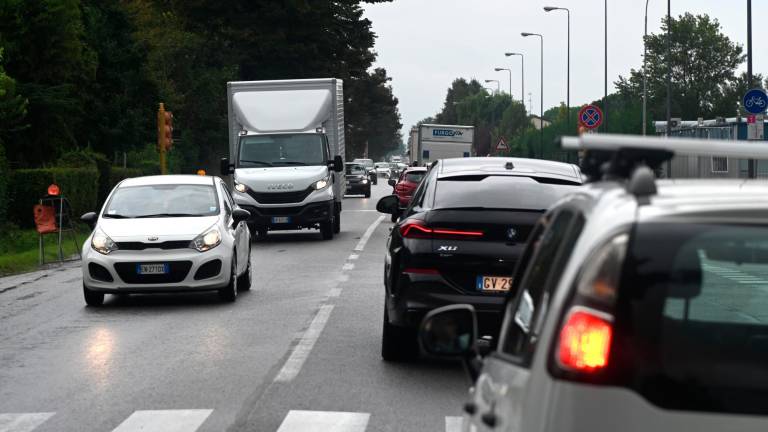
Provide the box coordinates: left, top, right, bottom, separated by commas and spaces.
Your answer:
119, 175, 216, 187
404, 167, 428, 173
437, 157, 582, 182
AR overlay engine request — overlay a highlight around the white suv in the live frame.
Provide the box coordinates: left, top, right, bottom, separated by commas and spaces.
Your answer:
420, 134, 768, 431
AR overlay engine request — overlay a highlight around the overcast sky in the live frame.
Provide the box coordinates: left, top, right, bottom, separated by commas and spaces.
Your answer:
362, 1, 768, 137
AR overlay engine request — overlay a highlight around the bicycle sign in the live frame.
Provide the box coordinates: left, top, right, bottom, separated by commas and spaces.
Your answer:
743, 88, 768, 114
578, 105, 603, 130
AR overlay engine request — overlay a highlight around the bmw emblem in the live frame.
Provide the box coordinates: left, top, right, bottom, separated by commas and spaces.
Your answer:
506, 228, 518, 241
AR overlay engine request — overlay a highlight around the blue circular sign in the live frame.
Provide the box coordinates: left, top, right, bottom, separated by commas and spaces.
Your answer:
743, 88, 768, 114
578, 105, 603, 129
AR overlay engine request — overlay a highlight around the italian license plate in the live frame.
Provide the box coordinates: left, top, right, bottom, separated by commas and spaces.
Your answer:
271, 216, 291, 224
137, 264, 169, 275
476, 276, 513, 292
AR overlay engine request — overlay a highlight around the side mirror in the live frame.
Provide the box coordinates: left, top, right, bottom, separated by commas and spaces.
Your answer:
220, 158, 234, 175
388, 178, 397, 187
419, 304, 478, 358
81, 212, 98, 229
330, 155, 344, 173
232, 208, 251, 224
376, 195, 399, 215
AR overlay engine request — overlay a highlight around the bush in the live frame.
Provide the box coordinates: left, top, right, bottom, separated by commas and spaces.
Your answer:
0, 143, 8, 225
108, 167, 143, 190
7, 167, 98, 228
57, 148, 112, 203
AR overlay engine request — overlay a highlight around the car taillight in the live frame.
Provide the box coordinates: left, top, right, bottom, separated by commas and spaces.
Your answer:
557, 308, 613, 372
399, 220, 483, 239
553, 233, 628, 376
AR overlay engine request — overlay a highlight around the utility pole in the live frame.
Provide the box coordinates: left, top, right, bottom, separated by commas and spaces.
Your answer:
604, 0, 608, 132
665, 0, 672, 178
157, 103, 167, 175
747, 0, 756, 178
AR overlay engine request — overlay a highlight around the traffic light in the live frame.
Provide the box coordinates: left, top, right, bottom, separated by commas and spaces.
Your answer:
163, 111, 174, 151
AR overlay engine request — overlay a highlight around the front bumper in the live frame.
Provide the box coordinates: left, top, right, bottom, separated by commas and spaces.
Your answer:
239, 199, 334, 230
82, 246, 232, 293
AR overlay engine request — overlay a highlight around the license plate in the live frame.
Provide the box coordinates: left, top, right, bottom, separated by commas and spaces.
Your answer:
137, 264, 169, 275
271, 216, 291, 224
476, 276, 513, 292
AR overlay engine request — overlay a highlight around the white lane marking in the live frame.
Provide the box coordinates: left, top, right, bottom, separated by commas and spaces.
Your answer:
0, 413, 55, 432
274, 305, 335, 382
276, 411, 370, 432
342, 263, 355, 271
445, 416, 464, 432
111, 410, 212, 432
328, 287, 342, 297
354, 215, 385, 252
348, 254, 359, 260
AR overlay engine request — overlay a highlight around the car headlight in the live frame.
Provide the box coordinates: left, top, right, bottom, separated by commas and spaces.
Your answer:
234, 180, 248, 193
361, 178, 369, 184
313, 176, 330, 190
91, 229, 118, 255
190, 226, 221, 252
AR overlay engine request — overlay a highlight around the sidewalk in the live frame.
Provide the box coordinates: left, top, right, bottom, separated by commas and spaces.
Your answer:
0, 260, 80, 294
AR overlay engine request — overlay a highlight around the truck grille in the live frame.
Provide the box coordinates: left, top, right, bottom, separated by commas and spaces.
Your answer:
247, 187, 314, 204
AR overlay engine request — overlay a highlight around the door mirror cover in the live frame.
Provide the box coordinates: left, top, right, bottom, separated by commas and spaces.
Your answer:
81, 212, 98, 228
331, 155, 344, 173
232, 208, 251, 224
388, 178, 397, 187
419, 304, 478, 358
220, 158, 234, 175
376, 195, 399, 214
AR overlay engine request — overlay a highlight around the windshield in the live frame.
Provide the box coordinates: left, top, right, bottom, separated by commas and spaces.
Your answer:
405, 171, 426, 183
434, 175, 577, 210
618, 222, 768, 415
353, 159, 374, 168
239, 134, 326, 167
375, 163, 390, 169
345, 164, 366, 175
103, 184, 219, 218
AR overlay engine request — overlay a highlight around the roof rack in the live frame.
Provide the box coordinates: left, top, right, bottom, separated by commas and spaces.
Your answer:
560, 134, 768, 198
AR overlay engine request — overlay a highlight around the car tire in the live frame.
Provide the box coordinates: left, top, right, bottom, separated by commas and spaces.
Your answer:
381, 307, 418, 362
237, 248, 252, 291
83, 284, 105, 307
320, 219, 334, 240
333, 208, 341, 234
219, 256, 238, 302
364, 188, 371, 198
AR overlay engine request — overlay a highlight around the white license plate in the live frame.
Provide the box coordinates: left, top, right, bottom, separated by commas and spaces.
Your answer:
137, 264, 169, 275
271, 216, 291, 224
476, 276, 513, 292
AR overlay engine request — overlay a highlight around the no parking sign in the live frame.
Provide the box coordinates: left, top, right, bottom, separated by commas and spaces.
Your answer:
578, 105, 603, 130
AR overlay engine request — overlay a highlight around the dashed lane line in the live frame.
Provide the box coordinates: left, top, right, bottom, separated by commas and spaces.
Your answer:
354, 216, 385, 252
0, 413, 55, 432
273, 305, 335, 383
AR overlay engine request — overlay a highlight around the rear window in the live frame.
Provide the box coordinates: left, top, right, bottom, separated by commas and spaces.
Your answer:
433, 175, 577, 210
616, 222, 768, 415
405, 172, 425, 183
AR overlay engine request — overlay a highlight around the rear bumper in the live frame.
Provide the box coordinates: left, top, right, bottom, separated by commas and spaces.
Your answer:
387, 274, 506, 336
240, 199, 334, 230
346, 182, 371, 194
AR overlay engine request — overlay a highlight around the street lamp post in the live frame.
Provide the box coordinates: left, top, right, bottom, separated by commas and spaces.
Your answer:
605, 0, 608, 132
643, 0, 650, 136
543, 6, 570, 134
484, 79, 500, 95
483, 87, 495, 95
494, 68, 513, 99
505, 53, 525, 113
522, 32, 544, 158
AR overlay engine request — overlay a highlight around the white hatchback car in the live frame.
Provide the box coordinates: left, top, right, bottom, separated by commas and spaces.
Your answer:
80, 175, 252, 306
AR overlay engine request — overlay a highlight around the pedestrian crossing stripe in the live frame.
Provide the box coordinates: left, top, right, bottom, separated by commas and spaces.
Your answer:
276, 411, 370, 432
0, 413, 54, 432
111, 410, 212, 432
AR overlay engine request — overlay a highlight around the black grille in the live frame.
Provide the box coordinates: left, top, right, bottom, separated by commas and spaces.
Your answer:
116, 240, 192, 251
247, 187, 314, 204
114, 261, 192, 284
194, 259, 222, 280
88, 263, 113, 282
252, 206, 303, 216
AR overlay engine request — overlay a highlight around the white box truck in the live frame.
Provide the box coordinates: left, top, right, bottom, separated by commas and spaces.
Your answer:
411, 124, 474, 166
220, 78, 345, 240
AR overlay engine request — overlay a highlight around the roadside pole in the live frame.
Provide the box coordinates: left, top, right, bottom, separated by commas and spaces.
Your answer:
157, 103, 167, 175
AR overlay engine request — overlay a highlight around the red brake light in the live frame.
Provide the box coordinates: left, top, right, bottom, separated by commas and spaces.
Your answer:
399, 220, 483, 239
557, 308, 613, 372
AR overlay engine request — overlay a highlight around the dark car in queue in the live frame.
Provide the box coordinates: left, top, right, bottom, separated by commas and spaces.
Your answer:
352, 158, 377, 185
387, 167, 428, 222
345, 163, 371, 198
376, 157, 582, 361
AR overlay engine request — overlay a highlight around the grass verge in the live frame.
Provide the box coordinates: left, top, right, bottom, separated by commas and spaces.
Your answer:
0, 225, 86, 276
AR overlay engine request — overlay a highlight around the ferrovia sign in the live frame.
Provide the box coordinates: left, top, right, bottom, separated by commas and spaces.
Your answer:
432, 129, 464, 137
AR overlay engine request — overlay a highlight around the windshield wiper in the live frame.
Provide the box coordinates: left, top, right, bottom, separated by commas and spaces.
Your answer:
275, 161, 308, 166
240, 160, 273, 167
134, 213, 206, 218
102, 214, 132, 219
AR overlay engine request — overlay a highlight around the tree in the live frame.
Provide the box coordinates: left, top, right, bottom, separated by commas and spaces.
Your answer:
346, 68, 402, 161
0, 47, 27, 146
435, 79, 485, 125
616, 13, 744, 121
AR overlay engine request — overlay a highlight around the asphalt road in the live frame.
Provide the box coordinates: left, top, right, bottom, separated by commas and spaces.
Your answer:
0, 180, 467, 432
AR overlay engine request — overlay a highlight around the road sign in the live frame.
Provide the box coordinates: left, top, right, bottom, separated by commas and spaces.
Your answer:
496, 137, 509, 151
748, 114, 765, 140
578, 105, 603, 130
743, 88, 768, 114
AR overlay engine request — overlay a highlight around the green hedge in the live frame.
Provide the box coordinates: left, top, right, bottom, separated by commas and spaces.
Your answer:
0, 143, 8, 225
8, 168, 99, 228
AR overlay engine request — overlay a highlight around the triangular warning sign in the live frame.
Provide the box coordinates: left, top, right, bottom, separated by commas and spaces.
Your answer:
496, 137, 509, 151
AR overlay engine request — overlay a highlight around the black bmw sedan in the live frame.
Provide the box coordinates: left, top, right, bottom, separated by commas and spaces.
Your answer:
376, 157, 582, 361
